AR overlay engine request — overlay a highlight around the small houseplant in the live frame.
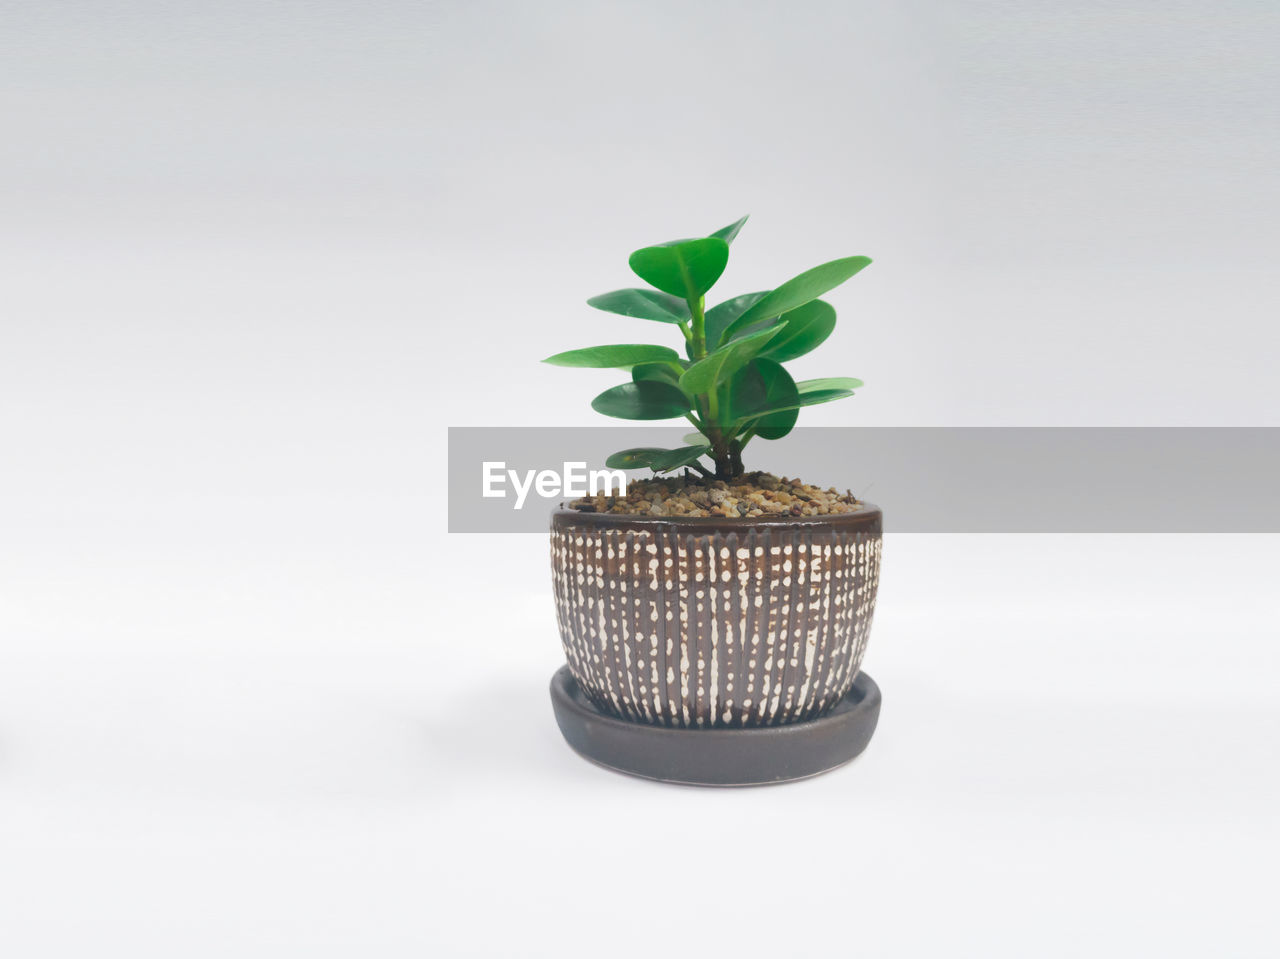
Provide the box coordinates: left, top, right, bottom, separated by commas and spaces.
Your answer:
543, 214, 867, 480
544, 217, 883, 785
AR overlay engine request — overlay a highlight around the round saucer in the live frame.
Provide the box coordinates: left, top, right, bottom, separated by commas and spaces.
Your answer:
549, 666, 881, 787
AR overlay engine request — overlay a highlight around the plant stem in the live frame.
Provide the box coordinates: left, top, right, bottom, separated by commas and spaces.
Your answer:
729, 439, 744, 476
685, 296, 741, 480
689, 296, 707, 360
711, 442, 735, 479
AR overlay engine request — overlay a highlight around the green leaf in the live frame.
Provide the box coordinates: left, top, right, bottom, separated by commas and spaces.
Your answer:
682, 431, 709, 446
793, 389, 856, 408
736, 376, 863, 420
710, 215, 749, 245
703, 291, 769, 352
543, 344, 681, 369
723, 255, 871, 341
735, 390, 851, 418
757, 300, 837, 362
679, 326, 781, 398
605, 447, 670, 469
631, 361, 682, 387
726, 361, 765, 423
651, 445, 711, 472
730, 358, 801, 439
604, 445, 711, 473
591, 381, 691, 420
587, 288, 691, 324
797, 377, 864, 393
628, 237, 730, 301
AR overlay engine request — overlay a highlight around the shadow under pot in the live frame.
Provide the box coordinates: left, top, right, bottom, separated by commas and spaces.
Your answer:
550, 506, 882, 730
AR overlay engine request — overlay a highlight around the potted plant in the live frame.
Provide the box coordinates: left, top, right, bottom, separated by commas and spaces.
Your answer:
543, 216, 883, 786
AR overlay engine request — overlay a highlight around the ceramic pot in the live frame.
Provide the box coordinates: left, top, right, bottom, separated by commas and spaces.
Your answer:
550, 506, 882, 728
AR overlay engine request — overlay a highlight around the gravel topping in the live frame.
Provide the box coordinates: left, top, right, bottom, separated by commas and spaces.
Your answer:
567, 471, 865, 518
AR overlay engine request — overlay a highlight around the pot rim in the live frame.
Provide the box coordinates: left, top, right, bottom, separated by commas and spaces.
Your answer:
552, 501, 881, 531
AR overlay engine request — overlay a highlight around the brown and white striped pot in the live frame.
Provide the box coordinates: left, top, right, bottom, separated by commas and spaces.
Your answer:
550, 506, 882, 728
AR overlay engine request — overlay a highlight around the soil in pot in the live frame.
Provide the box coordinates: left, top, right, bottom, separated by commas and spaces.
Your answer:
567, 471, 866, 519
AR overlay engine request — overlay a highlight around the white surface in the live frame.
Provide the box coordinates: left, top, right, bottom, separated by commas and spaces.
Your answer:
2, 533, 1277, 956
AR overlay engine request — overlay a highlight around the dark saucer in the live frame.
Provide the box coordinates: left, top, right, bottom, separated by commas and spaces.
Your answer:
549, 666, 881, 787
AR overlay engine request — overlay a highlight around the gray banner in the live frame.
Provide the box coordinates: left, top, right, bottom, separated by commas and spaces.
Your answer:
448, 427, 1280, 533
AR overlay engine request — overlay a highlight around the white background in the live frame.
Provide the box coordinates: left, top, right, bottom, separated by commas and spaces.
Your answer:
3, 2, 1278, 956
